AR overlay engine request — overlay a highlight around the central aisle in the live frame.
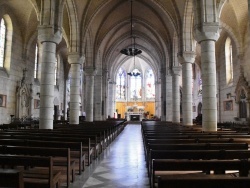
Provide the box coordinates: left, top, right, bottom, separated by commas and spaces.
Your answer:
71, 122, 150, 188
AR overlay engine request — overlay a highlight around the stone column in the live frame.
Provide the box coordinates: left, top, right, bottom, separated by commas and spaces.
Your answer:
199, 40, 218, 131
29, 83, 33, 118
246, 99, 250, 119
38, 28, 62, 129
84, 67, 96, 122
166, 70, 173, 122
107, 80, 115, 118
193, 0, 220, 131
94, 72, 103, 120
63, 79, 68, 120
155, 81, 161, 118
179, 52, 195, 126
172, 66, 182, 123
102, 69, 108, 120
161, 68, 166, 121
68, 53, 83, 124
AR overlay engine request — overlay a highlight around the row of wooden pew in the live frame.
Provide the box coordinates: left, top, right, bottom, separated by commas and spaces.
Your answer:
0, 119, 126, 188
141, 120, 250, 188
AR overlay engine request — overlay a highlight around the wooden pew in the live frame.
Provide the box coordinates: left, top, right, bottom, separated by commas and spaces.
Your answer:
157, 175, 250, 188
0, 130, 98, 161
0, 134, 93, 167
145, 142, 248, 162
0, 145, 74, 188
144, 138, 242, 156
0, 168, 24, 188
148, 150, 250, 186
26, 140, 85, 175
0, 155, 61, 188
3, 130, 105, 155
152, 159, 250, 188
0, 139, 85, 176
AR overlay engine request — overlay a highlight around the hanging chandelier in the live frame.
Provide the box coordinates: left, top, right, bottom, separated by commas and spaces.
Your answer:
120, 0, 142, 56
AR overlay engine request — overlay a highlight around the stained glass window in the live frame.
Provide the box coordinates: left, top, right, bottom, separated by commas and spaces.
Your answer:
55, 55, 58, 85
0, 18, 6, 67
130, 69, 142, 99
145, 69, 155, 98
34, 44, 38, 78
198, 77, 202, 95
225, 37, 233, 84
116, 68, 126, 99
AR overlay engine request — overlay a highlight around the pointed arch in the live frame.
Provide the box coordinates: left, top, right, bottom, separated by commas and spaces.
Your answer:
182, 0, 196, 53
65, 0, 79, 53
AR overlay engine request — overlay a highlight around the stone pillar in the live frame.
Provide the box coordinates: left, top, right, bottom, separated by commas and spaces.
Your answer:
200, 40, 218, 131
161, 68, 166, 121
166, 70, 173, 122
38, 28, 62, 129
29, 83, 33, 118
68, 53, 83, 124
84, 67, 96, 122
94, 72, 103, 120
102, 69, 108, 120
246, 99, 250, 119
179, 52, 195, 126
172, 66, 182, 123
63, 79, 68, 120
193, 0, 220, 131
107, 80, 115, 118
155, 81, 161, 118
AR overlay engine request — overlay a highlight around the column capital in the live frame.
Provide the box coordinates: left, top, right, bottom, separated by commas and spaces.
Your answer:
37, 26, 62, 44
68, 53, 85, 65
178, 51, 196, 65
84, 67, 97, 76
171, 66, 182, 76
194, 24, 220, 43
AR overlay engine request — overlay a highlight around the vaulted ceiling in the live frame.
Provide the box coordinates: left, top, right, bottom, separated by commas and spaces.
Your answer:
1, 0, 249, 78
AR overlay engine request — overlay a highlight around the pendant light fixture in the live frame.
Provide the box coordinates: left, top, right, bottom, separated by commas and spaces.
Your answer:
120, 0, 142, 56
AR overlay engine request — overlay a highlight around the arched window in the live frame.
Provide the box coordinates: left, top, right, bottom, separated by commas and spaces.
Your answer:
54, 55, 59, 85
130, 68, 142, 100
225, 37, 233, 84
116, 68, 126, 99
34, 44, 39, 78
0, 18, 6, 67
198, 76, 202, 95
145, 69, 155, 99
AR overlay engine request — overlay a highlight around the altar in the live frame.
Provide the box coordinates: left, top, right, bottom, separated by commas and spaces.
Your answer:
125, 112, 144, 121
125, 104, 144, 121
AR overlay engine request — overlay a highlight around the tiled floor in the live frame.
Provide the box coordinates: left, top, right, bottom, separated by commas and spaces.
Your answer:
69, 122, 150, 188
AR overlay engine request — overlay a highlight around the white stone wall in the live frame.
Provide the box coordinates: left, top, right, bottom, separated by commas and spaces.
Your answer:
0, 34, 67, 124
0, 26, 25, 124
217, 38, 240, 122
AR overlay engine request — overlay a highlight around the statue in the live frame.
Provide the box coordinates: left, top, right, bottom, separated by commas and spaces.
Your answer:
21, 89, 29, 117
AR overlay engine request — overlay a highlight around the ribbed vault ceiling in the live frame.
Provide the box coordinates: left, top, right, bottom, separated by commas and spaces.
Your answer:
2, 0, 248, 76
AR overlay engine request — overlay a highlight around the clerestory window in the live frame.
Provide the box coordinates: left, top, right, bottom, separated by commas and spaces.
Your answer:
0, 18, 6, 67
